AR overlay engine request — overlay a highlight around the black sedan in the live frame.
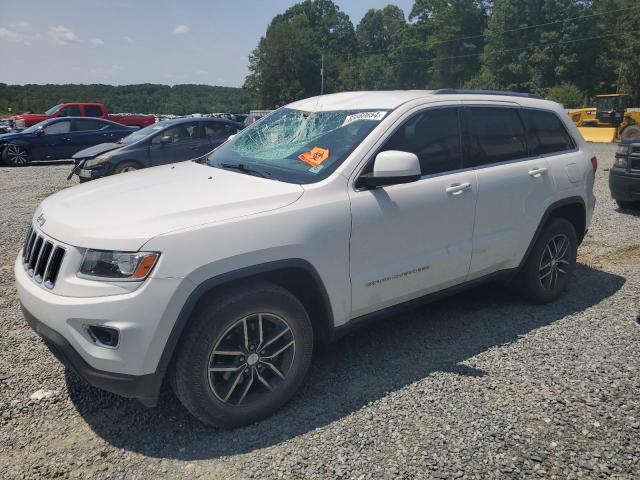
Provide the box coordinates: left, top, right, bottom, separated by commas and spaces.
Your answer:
0, 117, 137, 166
70, 117, 242, 182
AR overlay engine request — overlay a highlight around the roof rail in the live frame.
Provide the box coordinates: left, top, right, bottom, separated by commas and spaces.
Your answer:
432, 88, 543, 99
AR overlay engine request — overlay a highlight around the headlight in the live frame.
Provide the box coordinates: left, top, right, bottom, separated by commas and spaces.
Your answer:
616, 144, 631, 155
84, 154, 112, 169
614, 156, 628, 168
79, 250, 159, 281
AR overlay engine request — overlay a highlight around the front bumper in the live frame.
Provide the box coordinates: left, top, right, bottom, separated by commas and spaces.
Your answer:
21, 305, 162, 406
609, 167, 640, 201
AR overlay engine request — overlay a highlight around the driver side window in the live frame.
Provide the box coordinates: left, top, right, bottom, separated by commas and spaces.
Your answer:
380, 107, 462, 176
44, 121, 71, 134
58, 105, 81, 117
151, 123, 197, 144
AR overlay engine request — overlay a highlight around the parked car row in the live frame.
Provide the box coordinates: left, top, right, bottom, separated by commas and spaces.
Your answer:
0, 116, 243, 181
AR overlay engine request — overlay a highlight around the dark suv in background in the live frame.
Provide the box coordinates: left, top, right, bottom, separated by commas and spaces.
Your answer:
610, 137, 640, 209
71, 117, 242, 181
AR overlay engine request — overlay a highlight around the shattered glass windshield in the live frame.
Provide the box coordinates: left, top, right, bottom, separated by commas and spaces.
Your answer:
206, 107, 388, 183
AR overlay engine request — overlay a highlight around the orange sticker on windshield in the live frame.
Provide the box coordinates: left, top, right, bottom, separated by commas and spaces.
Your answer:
298, 147, 330, 167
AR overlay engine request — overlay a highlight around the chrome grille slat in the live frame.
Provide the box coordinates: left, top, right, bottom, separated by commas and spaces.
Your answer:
28, 237, 43, 273
22, 225, 66, 289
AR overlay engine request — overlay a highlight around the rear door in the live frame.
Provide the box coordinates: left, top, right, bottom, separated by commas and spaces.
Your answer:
463, 105, 556, 279
148, 122, 202, 166
70, 119, 111, 152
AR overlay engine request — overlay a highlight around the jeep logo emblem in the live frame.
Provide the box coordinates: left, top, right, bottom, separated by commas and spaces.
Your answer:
36, 214, 46, 227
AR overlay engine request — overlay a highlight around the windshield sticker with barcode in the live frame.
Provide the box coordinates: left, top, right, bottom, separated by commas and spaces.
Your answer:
342, 111, 387, 126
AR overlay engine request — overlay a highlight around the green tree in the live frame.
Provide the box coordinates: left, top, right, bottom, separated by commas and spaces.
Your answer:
244, 0, 356, 107
546, 82, 585, 107
410, 0, 488, 88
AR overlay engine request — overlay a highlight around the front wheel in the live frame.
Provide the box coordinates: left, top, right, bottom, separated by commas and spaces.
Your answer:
170, 282, 313, 428
112, 161, 140, 174
516, 218, 577, 303
2, 144, 30, 166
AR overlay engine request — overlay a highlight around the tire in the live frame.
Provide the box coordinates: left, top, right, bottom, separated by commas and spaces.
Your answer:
620, 125, 640, 140
112, 161, 140, 174
2, 144, 30, 166
516, 218, 577, 304
169, 281, 314, 428
616, 199, 638, 210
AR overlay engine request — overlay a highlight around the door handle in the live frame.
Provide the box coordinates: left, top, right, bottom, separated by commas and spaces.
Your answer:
528, 167, 548, 178
445, 182, 472, 195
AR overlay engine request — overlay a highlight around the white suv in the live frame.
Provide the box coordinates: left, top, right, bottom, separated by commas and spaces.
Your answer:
16, 90, 596, 428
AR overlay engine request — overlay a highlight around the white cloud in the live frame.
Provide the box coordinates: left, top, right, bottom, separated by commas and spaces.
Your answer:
173, 24, 190, 34
0, 27, 27, 43
90, 38, 104, 46
48, 25, 80, 45
122, 35, 133, 43
9, 21, 30, 28
196, 69, 208, 75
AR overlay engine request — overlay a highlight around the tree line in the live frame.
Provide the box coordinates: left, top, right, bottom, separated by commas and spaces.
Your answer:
0, 83, 251, 116
244, 0, 640, 109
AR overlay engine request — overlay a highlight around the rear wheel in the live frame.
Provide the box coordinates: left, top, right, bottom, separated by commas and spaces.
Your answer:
112, 161, 139, 174
2, 144, 30, 166
170, 282, 313, 428
516, 218, 577, 303
620, 125, 640, 140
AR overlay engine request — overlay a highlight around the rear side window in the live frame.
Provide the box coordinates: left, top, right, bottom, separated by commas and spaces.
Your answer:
84, 105, 103, 117
521, 109, 574, 156
382, 107, 462, 176
72, 119, 106, 131
464, 107, 527, 167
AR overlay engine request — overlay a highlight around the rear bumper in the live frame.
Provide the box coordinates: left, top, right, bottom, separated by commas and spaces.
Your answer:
609, 167, 640, 201
21, 304, 162, 406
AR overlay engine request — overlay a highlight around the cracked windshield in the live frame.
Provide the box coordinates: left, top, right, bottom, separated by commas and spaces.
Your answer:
207, 108, 388, 183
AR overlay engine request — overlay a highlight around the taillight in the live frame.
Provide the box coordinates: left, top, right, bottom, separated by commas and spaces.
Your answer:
590, 156, 598, 174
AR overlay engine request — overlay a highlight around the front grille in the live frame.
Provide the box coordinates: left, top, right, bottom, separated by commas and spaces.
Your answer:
22, 226, 66, 289
631, 158, 640, 171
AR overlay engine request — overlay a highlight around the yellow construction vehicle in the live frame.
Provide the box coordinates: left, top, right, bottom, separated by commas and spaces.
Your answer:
569, 93, 640, 143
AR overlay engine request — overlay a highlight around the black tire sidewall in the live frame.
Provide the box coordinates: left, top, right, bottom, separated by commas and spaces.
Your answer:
518, 218, 578, 303
2, 144, 29, 166
113, 161, 139, 174
171, 283, 313, 428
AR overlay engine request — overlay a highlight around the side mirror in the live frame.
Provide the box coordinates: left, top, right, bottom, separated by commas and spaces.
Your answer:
35, 126, 45, 136
357, 150, 421, 189
159, 135, 173, 144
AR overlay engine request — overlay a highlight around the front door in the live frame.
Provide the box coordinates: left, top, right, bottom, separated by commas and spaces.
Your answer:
349, 106, 478, 318
33, 120, 73, 160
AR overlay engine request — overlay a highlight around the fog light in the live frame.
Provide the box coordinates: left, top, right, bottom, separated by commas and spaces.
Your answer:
87, 325, 120, 348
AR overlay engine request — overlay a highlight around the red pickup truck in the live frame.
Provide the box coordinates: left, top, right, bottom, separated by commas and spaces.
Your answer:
9, 102, 155, 130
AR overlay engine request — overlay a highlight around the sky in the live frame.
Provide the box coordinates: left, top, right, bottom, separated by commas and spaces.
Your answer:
0, 0, 414, 88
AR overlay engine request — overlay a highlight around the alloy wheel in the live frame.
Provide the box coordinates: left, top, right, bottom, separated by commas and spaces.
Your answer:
6, 145, 28, 165
538, 233, 570, 290
207, 312, 295, 406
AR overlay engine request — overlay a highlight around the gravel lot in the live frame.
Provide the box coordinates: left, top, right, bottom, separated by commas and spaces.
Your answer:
1, 146, 639, 479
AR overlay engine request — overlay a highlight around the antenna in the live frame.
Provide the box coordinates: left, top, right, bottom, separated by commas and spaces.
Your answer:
320, 54, 324, 96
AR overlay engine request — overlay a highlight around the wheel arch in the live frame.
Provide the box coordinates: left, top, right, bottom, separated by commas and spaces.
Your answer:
518, 196, 586, 271
155, 259, 334, 376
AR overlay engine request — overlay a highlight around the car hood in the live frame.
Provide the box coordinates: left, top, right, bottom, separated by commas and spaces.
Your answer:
35, 161, 304, 251
72, 142, 123, 160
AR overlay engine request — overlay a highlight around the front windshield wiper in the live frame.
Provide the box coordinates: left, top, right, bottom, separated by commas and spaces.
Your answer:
218, 162, 274, 179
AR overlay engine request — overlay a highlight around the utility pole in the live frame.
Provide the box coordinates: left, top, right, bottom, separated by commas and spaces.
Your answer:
320, 54, 324, 96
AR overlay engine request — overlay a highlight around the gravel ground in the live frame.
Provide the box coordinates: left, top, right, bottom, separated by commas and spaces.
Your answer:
1, 147, 639, 479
